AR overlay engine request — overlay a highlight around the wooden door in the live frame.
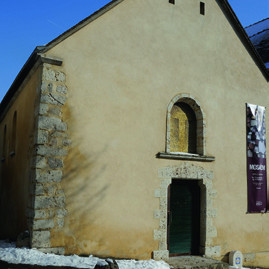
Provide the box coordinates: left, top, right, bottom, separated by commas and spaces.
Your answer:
168, 180, 200, 256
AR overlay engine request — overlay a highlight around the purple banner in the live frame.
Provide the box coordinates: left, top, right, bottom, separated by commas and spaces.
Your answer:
246, 103, 267, 213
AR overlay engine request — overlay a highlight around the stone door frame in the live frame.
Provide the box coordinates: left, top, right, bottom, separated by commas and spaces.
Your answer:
153, 163, 220, 260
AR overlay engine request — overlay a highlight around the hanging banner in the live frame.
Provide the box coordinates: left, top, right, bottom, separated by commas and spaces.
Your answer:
246, 103, 267, 213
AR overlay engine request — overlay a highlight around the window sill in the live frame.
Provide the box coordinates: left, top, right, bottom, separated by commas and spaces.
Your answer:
156, 152, 215, 162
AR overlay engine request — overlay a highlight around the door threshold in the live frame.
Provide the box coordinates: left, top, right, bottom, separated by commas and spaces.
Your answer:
169, 253, 191, 257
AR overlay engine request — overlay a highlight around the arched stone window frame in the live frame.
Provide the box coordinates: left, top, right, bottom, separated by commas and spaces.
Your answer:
166, 93, 206, 156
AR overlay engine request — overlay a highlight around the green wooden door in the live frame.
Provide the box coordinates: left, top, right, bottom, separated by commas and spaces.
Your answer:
168, 180, 200, 255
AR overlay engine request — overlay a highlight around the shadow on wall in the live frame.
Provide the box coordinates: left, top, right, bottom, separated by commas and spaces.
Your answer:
0, 153, 32, 240
62, 142, 109, 227
221, 252, 229, 263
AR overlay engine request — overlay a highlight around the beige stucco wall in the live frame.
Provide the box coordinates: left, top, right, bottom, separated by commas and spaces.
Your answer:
0, 66, 41, 239
45, 0, 269, 263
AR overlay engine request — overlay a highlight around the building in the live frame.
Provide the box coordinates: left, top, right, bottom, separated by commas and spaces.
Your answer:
245, 18, 269, 68
0, 0, 269, 266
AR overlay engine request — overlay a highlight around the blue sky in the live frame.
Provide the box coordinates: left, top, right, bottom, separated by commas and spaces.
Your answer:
229, 0, 269, 26
0, 0, 268, 102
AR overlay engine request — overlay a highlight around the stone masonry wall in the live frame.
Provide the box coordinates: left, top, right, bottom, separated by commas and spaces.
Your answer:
27, 62, 69, 254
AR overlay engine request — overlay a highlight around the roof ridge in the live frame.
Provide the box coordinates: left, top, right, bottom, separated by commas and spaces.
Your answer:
245, 17, 269, 29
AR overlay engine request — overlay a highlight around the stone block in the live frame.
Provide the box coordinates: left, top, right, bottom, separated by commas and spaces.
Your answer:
46, 184, 57, 196
159, 219, 166, 230
34, 196, 53, 209
159, 197, 167, 211
33, 219, 54, 230
158, 168, 169, 178
154, 230, 161, 241
56, 209, 67, 218
205, 180, 213, 189
49, 137, 58, 146
160, 178, 171, 187
55, 71, 66, 82
48, 158, 63, 169
56, 85, 67, 95
34, 196, 64, 209
158, 240, 167, 251
62, 139, 72, 146
154, 229, 166, 241
205, 246, 221, 258
36, 130, 49, 144
56, 218, 65, 228
55, 196, 66, 207
47, 83, 53, 92
32, 231, 51, 248
43, 69, 56, 81
38, 116, 67, 131
34, 210, 48, 219
160, 188, 168, 197
35, 145, 68, 157
48, 106, 62, 117
207, 209, 217, 218
209, 190, 217, 199
206, 218, 213, 227
41, 94, 59, 105
51, 94, 66, 105
48, 209, 56, 218
41, 82, 47, 93
39, 104, 49, 115
56, 189, 65, 196
153, 250, 169, 260
36, 170, 62, 183
160, 210, 167, 219
35, 156, 47, 169
207, 171, 214, 180
40, 93, 66, 106
35, 184, 45, 195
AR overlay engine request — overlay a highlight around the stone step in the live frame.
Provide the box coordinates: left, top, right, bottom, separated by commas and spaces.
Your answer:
167, 256, 229, 269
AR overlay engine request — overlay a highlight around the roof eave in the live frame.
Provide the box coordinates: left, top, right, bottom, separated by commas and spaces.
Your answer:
0, 47, 62, 119
218, 0, 269, 81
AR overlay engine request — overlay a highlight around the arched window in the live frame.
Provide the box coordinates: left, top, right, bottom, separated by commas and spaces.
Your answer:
170, 102, 197, 153
10, 111, 17, 155
166, 94, 205, 155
